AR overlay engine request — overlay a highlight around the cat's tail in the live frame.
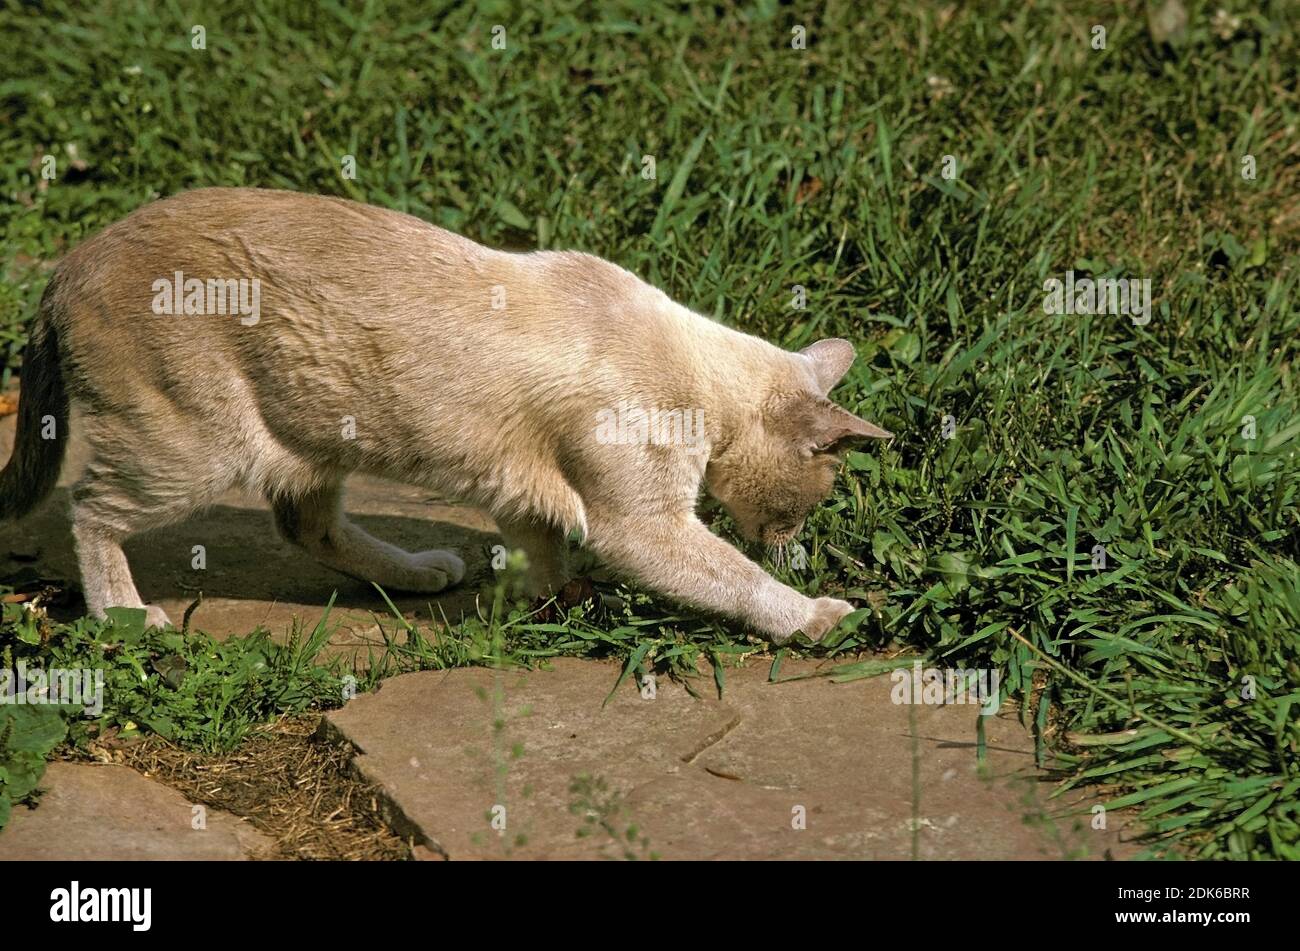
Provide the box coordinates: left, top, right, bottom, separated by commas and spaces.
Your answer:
0, 291, 69, 521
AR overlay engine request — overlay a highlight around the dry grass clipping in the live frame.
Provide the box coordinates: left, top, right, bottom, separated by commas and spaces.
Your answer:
109, 714, 417, 861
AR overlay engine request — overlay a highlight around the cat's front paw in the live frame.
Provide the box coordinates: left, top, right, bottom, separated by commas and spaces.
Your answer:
766, 596, 855, 645
800, 597, 855, 642
144, 604, 172, 630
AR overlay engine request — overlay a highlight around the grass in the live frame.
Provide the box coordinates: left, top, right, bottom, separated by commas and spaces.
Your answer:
1, 0, 1298, 858
2, 596, 343, 753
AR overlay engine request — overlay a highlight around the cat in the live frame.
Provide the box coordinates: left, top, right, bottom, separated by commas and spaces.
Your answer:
0, 188, 891, 643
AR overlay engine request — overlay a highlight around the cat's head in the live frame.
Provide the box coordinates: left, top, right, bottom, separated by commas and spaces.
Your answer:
705, 338, 891, 547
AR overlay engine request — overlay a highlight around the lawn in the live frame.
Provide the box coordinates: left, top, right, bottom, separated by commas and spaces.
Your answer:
1, 0, 1297, 858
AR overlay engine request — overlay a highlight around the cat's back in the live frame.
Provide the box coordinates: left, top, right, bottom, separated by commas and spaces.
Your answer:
58, 187, 485, 289
47, 187, 715, 419
49, 188, 494, 375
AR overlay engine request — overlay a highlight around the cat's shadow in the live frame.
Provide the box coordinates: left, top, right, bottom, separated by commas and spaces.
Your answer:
4, 488, 500, 629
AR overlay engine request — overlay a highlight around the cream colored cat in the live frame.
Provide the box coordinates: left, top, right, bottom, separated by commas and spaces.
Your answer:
0, 189, 890, 643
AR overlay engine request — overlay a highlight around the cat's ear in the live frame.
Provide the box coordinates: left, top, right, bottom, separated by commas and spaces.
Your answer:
810, 402, 893, 452
801, 338, 856, 394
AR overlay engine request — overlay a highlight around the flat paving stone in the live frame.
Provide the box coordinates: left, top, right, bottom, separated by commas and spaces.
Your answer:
324, 658, 1138, 860
322, 659, 742, 858
0, 762, 272, 860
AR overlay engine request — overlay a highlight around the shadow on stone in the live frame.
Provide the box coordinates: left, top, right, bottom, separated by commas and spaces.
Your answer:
1, 484, 499, 640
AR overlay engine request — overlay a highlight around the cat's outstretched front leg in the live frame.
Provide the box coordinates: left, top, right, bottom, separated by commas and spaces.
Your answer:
590, 512, 852, 644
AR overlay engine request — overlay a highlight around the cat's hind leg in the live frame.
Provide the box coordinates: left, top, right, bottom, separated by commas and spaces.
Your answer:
272, 480, 464, 593
71, 460, 191, 629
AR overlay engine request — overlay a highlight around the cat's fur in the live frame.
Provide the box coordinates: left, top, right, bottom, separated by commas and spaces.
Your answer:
0, 188, 890, 643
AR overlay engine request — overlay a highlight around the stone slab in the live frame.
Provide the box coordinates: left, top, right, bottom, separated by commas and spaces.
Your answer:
323, 658, 1137, 860
0, 762, 272, 860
